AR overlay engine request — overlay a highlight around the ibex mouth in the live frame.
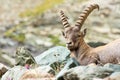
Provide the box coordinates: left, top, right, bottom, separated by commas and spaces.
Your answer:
66, 44, 74, 49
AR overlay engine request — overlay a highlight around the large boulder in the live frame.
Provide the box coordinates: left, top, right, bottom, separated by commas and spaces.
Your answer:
35, 46, 70, 65
57, 64, 114, 80
1, 65, 54, 80
93, 64, 120, 80
1, 46, 70, 80
35, 46, 71, 75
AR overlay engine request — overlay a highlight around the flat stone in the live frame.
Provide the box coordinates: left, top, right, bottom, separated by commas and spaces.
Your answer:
35, 46, 70, 65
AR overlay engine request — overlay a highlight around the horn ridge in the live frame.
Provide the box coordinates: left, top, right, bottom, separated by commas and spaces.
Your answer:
75, 4, 99, 29
60, 10, 70, 28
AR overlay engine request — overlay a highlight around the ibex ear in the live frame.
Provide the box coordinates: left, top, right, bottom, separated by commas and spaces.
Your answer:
61, 31, 65, 36
82, 28, 87, 37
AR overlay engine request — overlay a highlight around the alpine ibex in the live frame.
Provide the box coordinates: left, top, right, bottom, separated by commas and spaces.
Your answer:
60, 4, 120, 65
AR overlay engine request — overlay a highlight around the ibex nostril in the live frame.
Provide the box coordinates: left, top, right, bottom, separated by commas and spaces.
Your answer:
67, 42, 72, 45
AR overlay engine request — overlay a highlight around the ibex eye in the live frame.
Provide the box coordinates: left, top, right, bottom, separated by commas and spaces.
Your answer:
65, 35, 67, 38
77, 34, 81, 37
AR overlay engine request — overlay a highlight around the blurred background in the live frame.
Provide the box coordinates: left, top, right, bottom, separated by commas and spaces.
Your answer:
0, 0, 120, 67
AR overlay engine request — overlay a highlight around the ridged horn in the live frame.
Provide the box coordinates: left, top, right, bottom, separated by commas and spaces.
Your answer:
75, 4, 99, 29
60, 10, 70, 28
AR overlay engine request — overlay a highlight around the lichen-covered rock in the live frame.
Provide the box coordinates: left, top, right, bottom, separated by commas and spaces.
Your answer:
58, 64, 114, 80
35, 46, 70, 65
104, 63, 120, 72
56, 58, 80, 80
1, 66, 28, 80
1, 65, 54, 80
1, 46, 70, 80
15, 47, 37, 66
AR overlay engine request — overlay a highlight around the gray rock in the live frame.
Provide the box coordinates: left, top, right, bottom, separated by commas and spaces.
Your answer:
58, 64, 113, 80
35, 46, 70, 65
104, 63, 120, 72
1, 65, 54, 80
1, 66, 28, 80
56, 58, 80, 80
108, 72, 120, 80
15, 47, 37, 66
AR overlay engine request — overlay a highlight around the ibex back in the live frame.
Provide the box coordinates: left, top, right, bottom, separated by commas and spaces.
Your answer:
60, 4, 120, 65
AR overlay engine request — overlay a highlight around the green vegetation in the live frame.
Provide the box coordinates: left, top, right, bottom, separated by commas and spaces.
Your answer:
5, 0, 64, 43
19, 0, 64, 18
9, 33, 25, 43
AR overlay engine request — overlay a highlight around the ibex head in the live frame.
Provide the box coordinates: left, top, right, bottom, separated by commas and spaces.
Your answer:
60, 4, 99, 50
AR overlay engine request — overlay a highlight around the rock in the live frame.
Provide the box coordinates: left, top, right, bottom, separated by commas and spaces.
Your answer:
1, 66, 28, 80
56, 58, 80, 80
15, 47, 37, 66
35, 46, 70, 65
58, 64, 113, 80
1, 65, 54, 80
0, 63, 8, 77
94, 72, 120, 80
108, 72, 120, 80
104, 63, 120, 72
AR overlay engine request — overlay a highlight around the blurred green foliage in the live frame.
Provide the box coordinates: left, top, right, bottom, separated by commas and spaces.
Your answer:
10, 33, 25, 43
19, 0, 64, 18
5, 0, 64, 43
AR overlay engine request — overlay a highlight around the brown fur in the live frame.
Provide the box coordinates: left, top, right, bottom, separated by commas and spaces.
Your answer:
60, 4, 120, 65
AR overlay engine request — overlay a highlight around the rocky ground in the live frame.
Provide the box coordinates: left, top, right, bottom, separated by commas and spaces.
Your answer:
0, 0, 120, 69
1, 46, 120, 80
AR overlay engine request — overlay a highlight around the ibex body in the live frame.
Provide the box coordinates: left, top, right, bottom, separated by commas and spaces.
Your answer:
60, 4, 120, 65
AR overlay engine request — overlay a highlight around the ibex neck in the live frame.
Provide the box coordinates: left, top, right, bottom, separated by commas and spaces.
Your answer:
70, 39, 91, 59
79, 39, 91, 53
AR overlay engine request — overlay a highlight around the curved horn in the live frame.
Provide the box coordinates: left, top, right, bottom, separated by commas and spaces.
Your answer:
60, 10, 70, 28
75, 4, 99, 29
